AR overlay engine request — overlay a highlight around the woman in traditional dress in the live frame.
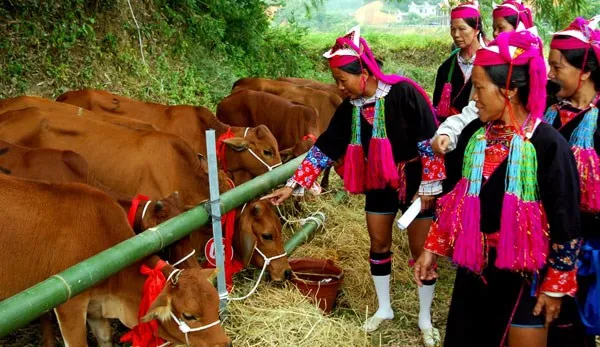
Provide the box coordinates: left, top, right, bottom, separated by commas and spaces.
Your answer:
415, 30, 582, 347
263, 26, 445, 346
432, 1, 483, 121
543, 16, 600, 346
431, 0, 541, 154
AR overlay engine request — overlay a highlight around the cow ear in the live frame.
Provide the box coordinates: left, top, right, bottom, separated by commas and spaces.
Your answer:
234, 228, 257, 267
254, 125, 270, 139
141, 289, 172, 323
222, 138, 249, 152
201, 268, 219, 287
280, 148, 295, 163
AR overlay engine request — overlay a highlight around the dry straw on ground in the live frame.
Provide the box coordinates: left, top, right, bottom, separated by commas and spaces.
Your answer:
224, 176, 456, 347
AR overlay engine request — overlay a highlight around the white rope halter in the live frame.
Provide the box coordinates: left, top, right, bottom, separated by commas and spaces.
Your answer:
243, 127, 282, 172
168, 312, 221, 346
140, 200, 152, 221
229, 246, 287, 301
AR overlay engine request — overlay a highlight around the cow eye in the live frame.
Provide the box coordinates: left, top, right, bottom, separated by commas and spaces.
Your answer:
261, 233, 273, 241
182, 313, 196, 321
263, 149, 273, 157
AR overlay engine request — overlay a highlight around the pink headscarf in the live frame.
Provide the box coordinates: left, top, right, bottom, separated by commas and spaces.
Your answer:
323, 26, 434, 112
451, 1, 480, 20
475, 30, 547, 120
550, 17, 600, 67
492, 0, 534, 30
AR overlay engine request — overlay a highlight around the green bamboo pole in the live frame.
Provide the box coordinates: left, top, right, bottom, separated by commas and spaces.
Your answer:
0, 155, 304, 337
284, 212, 326, 254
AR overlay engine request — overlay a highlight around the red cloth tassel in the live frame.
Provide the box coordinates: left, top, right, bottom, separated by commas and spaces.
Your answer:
120, 260, 168, 347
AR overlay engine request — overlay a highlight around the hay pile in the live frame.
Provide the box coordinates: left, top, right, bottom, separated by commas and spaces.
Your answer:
226, 176, 456, 347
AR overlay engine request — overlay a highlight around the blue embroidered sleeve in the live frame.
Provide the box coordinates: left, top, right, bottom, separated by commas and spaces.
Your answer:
548, 238, 581, 271
291, 146, 334, 189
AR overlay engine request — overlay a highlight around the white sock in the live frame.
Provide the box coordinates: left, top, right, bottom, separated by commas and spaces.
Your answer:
372, 275, 394, 318
418, 283, 435, 330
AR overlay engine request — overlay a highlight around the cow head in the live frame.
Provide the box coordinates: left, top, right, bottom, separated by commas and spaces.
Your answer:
140, 192, 185, 230
234, 200, 291, 282
221, 125, 281, 184
142, 268, 231, 347
280, 138, 314, 163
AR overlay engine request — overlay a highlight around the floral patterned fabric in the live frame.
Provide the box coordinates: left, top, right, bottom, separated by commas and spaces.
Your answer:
541, 238, 580, 296
417, 139, 446, 182
424, 221, 451, 256
291, 146, 334, 189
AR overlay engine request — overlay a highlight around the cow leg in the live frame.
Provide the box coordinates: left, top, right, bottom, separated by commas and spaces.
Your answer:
40, 312, 56, 347
54, 293, 90, 347
87, 317, 112, 347
86, 298, 113, 346
320, 167, 331, 190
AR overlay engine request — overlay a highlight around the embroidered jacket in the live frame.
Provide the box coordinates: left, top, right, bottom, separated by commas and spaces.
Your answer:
425, 120, 582, 296
289, 81, 444, 199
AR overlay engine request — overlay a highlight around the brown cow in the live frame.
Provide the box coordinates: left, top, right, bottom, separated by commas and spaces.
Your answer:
0, 107, 234, 205
191, 199, 291, 282
0, 139, 190, 243
0, 108, 289, 272
231, 77, 342, 131
277, 77, 345, 99
0, 96, 156, 131
56, 89, 283, 178
0, 174, 230, 346
217, 89, 320, 162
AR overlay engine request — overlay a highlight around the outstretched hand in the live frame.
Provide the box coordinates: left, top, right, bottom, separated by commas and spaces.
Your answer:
261, 186, 294, 206
413, 250, 438, 287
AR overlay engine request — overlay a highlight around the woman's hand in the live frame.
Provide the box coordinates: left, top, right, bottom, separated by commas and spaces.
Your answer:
533, 293, 562, 327
431, 135, 451, 154
413, 250, 438, 287
261, 186, 294, 205
413, 192, 435, 212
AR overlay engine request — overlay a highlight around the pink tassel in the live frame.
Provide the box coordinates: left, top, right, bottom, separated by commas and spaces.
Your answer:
453, 195, 484, 272
398, 162, 407, 203
526, 202, 548, 269
497, 198, 548, 271
437, 178, 468, 241
496, 194, 519, 269
435, 82, 452, 119
366, 138, 399, 190
343, 144, 366, 194
574, 148, 600, 213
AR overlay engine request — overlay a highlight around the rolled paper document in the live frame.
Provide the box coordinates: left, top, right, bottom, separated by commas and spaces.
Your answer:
396, 198, 421, 229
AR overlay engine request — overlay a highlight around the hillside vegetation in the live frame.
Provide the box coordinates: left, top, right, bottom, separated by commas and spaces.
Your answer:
1, 0, 450, 110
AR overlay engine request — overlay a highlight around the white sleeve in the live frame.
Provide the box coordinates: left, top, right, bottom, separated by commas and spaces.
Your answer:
433, 100, 479, 152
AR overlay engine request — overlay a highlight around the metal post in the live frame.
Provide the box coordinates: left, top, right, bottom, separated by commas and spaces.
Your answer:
205, 130, 228, 309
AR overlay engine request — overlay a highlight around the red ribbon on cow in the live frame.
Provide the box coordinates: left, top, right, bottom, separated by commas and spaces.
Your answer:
216, 128, 235, 173
203, 179, 244, 290
120, 260, 168, 347
128, 194, 150, 229
302, 133, 317, 144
